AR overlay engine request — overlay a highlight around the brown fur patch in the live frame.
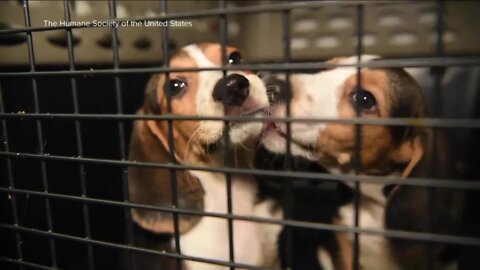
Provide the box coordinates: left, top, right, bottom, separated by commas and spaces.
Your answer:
150, 49, 208, 163
316, 69, 400, 174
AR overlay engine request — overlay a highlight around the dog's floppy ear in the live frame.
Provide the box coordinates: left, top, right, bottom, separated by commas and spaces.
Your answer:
146, 120, 184, 163
128, 117, 204, 234
386, 128, 465, 268
391, 132, 425, 177
394, 128, 452, 178
385, 67, 428, 178
127, 74, 204, 234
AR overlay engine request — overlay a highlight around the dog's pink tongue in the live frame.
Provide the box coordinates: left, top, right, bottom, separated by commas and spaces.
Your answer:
263, 122, 276, 132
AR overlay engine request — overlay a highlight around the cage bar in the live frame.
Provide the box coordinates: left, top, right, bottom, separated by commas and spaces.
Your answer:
217, 0, 237, 269
281, 0, 295, 267
1, 113, 480, 129
22, 0, 58, 267
1, 150, 480, 190
158, 0, 183, 269
352, 4, 365, 270
1, 209, 479, 250
107, 1, 134, 269
62, 1, 95, 269
2, 57, 480, 78
0, 83, 24, 270
426, 1, 447, 268
0, 257, 54, 270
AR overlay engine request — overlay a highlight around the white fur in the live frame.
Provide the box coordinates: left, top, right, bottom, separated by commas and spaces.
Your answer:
183, 44, 225, 145
183, 45, 269, 146
262, 125, 319, 161
318, 248, 335, 270
337, 183, 397, 270
179, 170, 282, 270
262, 55, 379, 160
229, 112, 263, 145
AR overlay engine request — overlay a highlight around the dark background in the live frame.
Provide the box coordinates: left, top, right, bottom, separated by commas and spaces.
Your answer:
0, 65, 149, 269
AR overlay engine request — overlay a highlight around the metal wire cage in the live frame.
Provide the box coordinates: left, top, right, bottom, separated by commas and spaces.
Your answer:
1, 1, 480, 270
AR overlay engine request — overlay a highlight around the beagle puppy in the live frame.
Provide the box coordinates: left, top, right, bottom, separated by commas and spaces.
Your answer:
260, 55, 465, 270
128, 43, 281, 270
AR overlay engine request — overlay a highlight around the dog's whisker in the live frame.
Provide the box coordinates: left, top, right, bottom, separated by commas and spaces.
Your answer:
238, 140, 253, 152
183, 123, 201, 163
234, 148, 239, 168
255, 139, 264, 151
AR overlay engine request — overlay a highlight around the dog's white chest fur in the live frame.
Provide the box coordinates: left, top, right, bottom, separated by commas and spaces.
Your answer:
336, 183, 397, 270
179, 170, 281, 270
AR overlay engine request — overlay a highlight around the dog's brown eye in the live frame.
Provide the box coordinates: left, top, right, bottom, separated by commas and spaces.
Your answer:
351, 89, 377, 112
228, 51, 243, 65
166, 79, 187, 96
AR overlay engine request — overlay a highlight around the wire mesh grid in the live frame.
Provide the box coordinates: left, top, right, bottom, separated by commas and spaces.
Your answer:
0, 0, 480, 270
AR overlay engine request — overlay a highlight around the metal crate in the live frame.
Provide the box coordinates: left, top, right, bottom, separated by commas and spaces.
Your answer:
0, 1, 479, 270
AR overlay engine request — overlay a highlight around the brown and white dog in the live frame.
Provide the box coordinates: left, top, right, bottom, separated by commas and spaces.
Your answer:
261, 56, 464, 270
128, 43, 281, 270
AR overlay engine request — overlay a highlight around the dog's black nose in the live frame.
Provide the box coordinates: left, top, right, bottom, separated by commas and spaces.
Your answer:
213, 74, 250, 106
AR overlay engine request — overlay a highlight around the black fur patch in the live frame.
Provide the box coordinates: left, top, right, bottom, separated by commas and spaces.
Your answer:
255, 146, 354, 270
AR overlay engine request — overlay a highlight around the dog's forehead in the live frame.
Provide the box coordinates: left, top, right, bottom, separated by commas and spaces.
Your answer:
303, 55, 384, 89
169, 49, 197, 67
181, 43, 239, 67
198, 43, 239, 64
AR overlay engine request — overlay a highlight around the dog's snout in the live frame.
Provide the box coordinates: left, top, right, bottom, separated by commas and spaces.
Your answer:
213, 74, 250, 106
